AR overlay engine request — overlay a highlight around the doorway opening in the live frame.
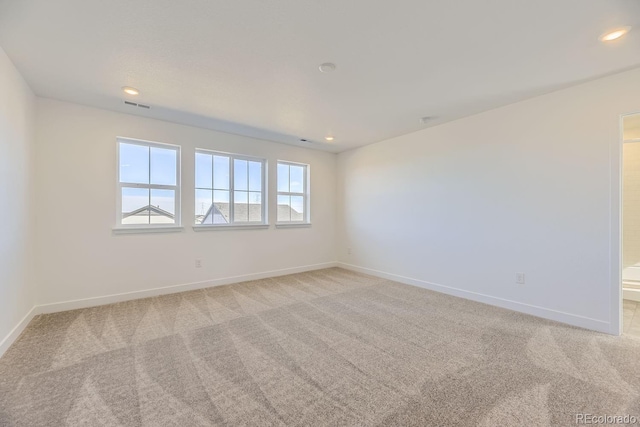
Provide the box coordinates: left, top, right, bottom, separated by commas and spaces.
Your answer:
621, 112, 640, 335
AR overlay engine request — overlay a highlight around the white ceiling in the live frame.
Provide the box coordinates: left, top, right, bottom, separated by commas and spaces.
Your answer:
1, 0, 639, 152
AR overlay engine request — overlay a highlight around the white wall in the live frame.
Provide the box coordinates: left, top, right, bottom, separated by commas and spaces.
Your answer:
0, 47, 36, 349
35, 99, 337, 307
338, 67, 640, 334
11, 58, 640, 339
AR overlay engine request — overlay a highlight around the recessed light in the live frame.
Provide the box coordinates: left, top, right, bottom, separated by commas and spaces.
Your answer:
325, 136, 335, 142
600, 27, 631, 42
122, 86, 140, 96
319, 63, 336, 73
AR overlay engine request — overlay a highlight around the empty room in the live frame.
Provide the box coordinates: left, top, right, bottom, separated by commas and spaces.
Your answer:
1, 0, 640, 425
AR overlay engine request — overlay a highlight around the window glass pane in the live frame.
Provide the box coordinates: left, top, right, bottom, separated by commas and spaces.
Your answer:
119, 143, 149, 184
277, 195, 290, 222
234, 191, 249, 222
248, 161, 262, 192
195, 152, 212, 189
150, 189, 176, 224
213, 155, 230, 190
195, 189, 213, 224
290, 165, 304, 194
290, 196, 304, 222
213, 190, 230, 224
277, 163, 289, 192
234, 159, 248, 191
122, 187, 150, 224
249, 192, 262, 222
150, 147, 177, 186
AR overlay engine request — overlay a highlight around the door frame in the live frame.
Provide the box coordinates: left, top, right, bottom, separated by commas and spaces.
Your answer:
615, 111, 640, 335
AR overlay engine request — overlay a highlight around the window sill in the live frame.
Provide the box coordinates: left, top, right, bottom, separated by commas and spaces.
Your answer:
275, 222, 312, 228
112, 226, 184, 235
193, 224, 270, 231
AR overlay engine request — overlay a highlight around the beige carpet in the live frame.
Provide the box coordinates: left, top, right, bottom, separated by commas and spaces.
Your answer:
1, 268, 640, 426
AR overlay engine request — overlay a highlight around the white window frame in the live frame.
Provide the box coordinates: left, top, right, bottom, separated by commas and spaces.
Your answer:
193, 149, 267, 229
276, 160, 310, 226
115, 137, 182, 232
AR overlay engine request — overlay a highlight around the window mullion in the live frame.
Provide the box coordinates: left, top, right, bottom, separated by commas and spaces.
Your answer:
121, 183, 177, 190
246, 160, 249, 223
148, 184, 177, 190
147, 146, 151, 224
277, 191, 303, 197
288, 165, 292, 222
211, 155, 215, 225
230, 156, 235, 224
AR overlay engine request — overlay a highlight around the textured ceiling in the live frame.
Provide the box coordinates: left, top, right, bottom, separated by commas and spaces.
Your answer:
0, 0, 639, 152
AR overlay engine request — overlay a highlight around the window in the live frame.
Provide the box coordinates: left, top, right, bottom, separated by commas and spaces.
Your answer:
117, 137, 180, 227
195, 150, 266, 226
277, 161, 309, 223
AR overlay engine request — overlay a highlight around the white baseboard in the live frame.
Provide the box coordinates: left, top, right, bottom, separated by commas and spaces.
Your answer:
3, 260, 612, 359
0, 306, 39, 358
623, 287, 640, 302
36, 261, 338, 314
0, 262, 338, 358
338, 262, 612, 335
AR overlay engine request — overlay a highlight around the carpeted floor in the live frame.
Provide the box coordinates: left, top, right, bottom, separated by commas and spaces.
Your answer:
623, 299, 640, 337
1, 267, 640, 426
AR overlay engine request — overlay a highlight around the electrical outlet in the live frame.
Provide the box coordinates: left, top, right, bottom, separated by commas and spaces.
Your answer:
516, 272, 525, 284
195, 259, 202, 268
347, 247, 352, 255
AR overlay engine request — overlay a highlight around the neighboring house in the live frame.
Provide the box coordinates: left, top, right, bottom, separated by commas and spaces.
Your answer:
279, 204, 303, 222
200, 203, 230, 224
122, 205, 175, 225
197, 203, 302, 224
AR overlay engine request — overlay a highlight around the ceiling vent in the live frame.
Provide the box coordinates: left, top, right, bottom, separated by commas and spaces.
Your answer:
124, 100, 151, 109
